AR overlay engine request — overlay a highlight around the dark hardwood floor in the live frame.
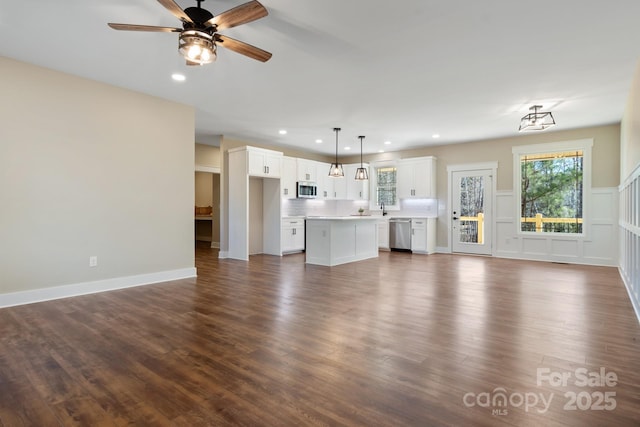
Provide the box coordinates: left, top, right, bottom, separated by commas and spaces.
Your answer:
1, 243, 639, 426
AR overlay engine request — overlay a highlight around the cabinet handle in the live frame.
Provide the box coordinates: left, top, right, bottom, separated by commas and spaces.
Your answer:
267, 166, 270, 174
412, 229, 415, 235
284, 188, 288, 195
324, 191, 327, 197
292, 229, 296, 235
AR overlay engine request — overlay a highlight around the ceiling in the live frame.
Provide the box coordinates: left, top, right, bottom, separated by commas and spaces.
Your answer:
2, 1, 639, 156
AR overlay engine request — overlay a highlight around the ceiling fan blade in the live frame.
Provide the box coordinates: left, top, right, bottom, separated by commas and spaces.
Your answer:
108, 23, 182, 32
215, 34, 272, 62
157, 0, 193, 23
206, 0, 268, 30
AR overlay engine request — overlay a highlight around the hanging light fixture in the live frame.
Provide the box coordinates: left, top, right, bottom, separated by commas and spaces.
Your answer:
519, 105, 556, 131
328, 127, 344, 177
355, 135, 369, 180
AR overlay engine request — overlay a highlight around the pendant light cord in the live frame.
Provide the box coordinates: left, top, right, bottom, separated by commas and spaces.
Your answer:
334, 128, 341, 164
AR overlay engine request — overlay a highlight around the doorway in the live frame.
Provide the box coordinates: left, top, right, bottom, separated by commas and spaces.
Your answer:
195, 171, 221, 248
448, 164, 496, 255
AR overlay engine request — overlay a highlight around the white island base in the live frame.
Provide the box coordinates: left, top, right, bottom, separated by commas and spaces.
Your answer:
305, 216, 379, 266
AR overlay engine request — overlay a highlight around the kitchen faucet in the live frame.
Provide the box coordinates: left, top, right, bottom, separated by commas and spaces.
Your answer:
381, 202, 387, 216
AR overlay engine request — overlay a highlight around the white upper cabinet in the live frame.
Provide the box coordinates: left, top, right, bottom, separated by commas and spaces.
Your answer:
332, 174, 348, 199
296, 159, 317, 182
316, 162, 333, 199
397, 157, 436, 198
282, 156, 297, 198
247, 147, 282, 178
318, 163, 369, 200
346, 164, 369, 200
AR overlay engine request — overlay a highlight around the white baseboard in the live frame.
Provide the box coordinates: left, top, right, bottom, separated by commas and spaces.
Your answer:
436, 246, 450, 253
210, 241, 220, 248
218, 251, 228, 259
0, 267, 197, 309
619, 266, 640, 325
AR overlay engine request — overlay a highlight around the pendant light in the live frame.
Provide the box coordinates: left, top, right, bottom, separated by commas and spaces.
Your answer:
328, 127, 344, 177
519, 105, 556, 131
355, 135, 369, 180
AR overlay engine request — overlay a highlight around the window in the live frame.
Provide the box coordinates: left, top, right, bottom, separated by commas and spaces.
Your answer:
513, 140, 592, 235
374, 165, 397, 208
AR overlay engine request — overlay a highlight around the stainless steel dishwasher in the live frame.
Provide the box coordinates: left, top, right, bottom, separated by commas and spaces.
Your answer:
389, 218, 412, 251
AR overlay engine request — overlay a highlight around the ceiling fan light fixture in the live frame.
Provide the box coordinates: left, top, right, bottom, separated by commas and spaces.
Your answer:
179, 30, 216, 64
519, 105, 556, 131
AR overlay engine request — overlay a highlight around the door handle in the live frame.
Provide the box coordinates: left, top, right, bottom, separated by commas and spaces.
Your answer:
452, 216, 459, 220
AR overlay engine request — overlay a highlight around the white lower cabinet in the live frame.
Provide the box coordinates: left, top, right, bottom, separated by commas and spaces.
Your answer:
378, 219, 389, 249
281, 218, 305, 254
411, 218, 436, 254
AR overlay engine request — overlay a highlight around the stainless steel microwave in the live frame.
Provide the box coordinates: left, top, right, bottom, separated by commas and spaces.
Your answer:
297, 181, 317, 198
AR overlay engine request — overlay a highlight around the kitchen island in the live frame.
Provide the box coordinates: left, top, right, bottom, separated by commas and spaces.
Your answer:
305, 216, 379, 266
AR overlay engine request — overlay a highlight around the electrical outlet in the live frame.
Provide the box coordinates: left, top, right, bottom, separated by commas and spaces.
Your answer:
89, 256, 98, 267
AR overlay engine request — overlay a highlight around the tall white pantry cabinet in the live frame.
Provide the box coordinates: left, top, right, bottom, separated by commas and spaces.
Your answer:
228, 146, 282, 260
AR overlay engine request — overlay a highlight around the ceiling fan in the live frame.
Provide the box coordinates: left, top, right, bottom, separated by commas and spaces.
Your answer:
108, 0, 272, 65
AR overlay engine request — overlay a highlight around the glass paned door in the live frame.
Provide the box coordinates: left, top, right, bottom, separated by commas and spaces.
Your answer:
452, 170, 492, 255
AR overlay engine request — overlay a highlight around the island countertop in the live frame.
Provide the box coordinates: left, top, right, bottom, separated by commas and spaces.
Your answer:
305, 216, 379, 220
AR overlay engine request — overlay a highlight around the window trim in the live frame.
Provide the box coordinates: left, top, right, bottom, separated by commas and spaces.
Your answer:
369, 160, 400, 211
512, 139, 593, 238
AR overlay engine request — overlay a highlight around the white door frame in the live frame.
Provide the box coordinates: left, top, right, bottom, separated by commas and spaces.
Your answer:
446, 162, 498, 255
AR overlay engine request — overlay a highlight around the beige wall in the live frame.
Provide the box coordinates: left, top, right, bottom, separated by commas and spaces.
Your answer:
347, 124, 621, 247
195, 143, 221, 169
195, 172, 214, 207
0, 57, 195, 294
221, 137, 333, 162
349, 124, 620, 190
621, 60, 640, 180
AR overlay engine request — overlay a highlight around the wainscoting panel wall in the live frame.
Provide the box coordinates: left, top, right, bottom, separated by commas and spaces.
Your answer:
619, 164, 640, 320
494, 188, 618, 266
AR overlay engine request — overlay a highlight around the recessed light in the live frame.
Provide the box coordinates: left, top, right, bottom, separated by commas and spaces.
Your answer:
279, 129, 287, 135
344, 146, 351, 150
171, 73, 186, 82
384, 141, 391, 145
315, 139, 323, 144
432, 134, 440, 139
